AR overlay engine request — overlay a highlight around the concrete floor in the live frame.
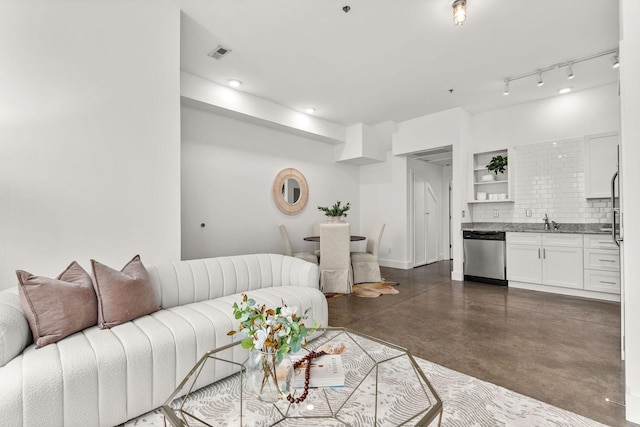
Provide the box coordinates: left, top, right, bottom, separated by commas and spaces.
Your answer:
327, 261, 627, 426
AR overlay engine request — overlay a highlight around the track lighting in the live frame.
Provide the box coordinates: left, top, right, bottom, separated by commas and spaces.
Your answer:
501, 48, 618, 95
452, 0, 466, 26
566, 65, 575, 80
611, 54, 620, 69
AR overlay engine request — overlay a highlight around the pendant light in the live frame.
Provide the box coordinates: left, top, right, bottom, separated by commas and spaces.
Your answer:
452, 0, 466, 26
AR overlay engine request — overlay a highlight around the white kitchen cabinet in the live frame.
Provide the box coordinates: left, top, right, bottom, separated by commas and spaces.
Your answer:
507, 232, 583, 290
583, 234, 620, 294
584, 132, 618, 199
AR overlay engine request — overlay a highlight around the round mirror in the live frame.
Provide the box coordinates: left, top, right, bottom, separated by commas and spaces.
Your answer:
273, 168, 308, 215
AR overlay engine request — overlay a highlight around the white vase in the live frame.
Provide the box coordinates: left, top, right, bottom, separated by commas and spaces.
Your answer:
327, 216, 346, 223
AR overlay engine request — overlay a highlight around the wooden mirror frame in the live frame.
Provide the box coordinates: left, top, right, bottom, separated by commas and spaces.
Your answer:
273, 168, 309, 215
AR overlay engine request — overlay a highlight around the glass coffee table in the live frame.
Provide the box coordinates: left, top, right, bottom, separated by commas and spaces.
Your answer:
162, 328, 443, 426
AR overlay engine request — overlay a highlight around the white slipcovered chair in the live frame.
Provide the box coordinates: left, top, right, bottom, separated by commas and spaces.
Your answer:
278, 224, 318, 264
351, 223, 386, 284
319, 223, 353, 294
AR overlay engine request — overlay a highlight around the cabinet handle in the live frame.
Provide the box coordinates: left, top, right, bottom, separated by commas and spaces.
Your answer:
543, 248, 546, 259
599, 281, 617, 285
538, 248, 541, 259
598, 259, 616, 262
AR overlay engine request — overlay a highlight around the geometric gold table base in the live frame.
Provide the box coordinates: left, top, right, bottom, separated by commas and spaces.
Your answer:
162, 328, 443, 426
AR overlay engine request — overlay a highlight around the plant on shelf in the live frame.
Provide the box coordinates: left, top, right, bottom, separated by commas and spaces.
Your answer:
227, 295, 317, 402
317, 200, 351, 219
486, 155, 508, 175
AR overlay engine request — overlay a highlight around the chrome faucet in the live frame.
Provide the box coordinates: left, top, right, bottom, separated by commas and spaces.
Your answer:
543, 214, 550, 230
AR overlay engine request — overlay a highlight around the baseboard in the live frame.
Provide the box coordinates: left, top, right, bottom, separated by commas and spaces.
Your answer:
509, 281, 620, 302
379, 259, 413, 269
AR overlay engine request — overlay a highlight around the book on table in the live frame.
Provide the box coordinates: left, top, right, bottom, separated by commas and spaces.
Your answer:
291, 353, 345, 388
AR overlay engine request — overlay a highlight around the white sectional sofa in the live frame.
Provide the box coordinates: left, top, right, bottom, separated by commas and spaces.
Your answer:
0, 254, 327, 427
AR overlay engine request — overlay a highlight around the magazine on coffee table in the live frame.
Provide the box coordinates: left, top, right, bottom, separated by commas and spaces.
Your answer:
291, 353, 345, 388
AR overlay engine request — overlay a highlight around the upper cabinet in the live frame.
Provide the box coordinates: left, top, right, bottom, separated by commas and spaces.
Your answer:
469, 148, 513, 204
585, 132, 618, 199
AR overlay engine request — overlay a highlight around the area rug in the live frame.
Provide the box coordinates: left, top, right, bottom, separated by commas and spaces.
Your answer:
124, 357, 604, 427
325, 281, 399, 298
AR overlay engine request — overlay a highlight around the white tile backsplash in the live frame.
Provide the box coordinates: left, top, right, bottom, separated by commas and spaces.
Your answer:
472, 137, 612, 224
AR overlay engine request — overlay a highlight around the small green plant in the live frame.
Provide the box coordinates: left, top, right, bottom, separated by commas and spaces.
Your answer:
486, 155, 508, 175
317, 200, 351, 218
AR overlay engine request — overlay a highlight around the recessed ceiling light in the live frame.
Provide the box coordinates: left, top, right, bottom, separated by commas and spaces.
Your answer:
536, 73, 544, 87
558, 87, 572, 94
228, 79, 242, 88
305, 107, 316, 114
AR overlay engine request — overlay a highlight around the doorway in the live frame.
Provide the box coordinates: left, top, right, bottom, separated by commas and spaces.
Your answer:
413, 173, 439, 267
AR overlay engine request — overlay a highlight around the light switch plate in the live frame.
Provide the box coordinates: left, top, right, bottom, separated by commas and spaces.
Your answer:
493, 210, 499, 218
526, 209, 532, 217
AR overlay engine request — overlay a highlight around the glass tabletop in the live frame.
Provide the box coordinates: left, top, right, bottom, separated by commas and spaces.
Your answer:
162, 327, 443, 426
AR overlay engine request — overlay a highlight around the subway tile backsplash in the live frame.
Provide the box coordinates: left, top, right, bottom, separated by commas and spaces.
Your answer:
471, 137, 612, 224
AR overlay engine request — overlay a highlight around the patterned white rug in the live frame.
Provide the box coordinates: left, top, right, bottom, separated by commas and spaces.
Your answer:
125, 357, 604, 427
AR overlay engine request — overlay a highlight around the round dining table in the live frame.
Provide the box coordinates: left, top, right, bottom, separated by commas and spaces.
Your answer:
303, 235, 366, 242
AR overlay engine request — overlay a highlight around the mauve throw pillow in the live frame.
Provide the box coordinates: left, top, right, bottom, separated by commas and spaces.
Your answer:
91, 255, 160, 329
16, 261, 98, 348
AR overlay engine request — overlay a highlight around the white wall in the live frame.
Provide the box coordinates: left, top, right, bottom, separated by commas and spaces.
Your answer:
471, 84, 620, 150
0, 0, 181, 290
468, 84, 620, 225
181, 106, 361, 260
620, 0, 640, 421
359, 152, 410, 268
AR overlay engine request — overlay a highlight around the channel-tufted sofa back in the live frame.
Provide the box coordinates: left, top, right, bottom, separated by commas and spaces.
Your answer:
146, 253, 320, 309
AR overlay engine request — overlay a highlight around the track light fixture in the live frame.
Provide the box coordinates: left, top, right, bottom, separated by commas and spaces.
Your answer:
452, 0, 466, 26
611, 54, 620, 69
501, 48, 618, 95
566, 65, 575, 80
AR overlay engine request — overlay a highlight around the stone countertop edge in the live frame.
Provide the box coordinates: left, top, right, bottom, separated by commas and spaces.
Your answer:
461, 222, 612, 235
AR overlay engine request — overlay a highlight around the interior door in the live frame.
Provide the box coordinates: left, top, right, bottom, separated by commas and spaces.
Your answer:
413, 175, 427, 267
413, 173, 439, 267
425, 186, 438, 264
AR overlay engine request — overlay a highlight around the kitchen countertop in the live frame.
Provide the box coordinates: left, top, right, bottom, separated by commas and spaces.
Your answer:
461, 222, 612, 235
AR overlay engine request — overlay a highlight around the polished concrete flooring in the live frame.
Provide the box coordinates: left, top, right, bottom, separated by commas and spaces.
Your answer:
327, 261, 628, 426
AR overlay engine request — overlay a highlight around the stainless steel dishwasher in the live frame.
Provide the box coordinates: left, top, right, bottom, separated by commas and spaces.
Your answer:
463, 230, 507, 285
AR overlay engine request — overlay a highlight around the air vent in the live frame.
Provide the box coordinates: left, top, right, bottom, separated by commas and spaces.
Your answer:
208, 45, 232, 60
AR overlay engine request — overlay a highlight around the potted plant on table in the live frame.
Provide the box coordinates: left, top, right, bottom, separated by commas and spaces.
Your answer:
227, 295, 317, 403
317, 200, 351, 223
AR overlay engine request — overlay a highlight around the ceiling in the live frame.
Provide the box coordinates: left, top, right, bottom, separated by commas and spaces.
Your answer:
173, 0, 619, 127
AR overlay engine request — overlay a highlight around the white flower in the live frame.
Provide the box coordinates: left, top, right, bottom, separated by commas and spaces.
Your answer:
253, 329, 267, 350
280, 306, 297, 320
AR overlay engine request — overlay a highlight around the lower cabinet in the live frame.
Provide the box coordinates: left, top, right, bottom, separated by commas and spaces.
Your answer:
583, 234, 621, 294
507, 232, 583, 290
506, 232, 620, 301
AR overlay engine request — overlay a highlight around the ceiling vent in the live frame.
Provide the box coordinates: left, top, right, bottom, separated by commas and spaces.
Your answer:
208, 45, 232, 60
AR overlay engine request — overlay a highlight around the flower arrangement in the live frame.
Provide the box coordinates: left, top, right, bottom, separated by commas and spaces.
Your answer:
227, 295, 318, 402
317, 200, 351, 218
227, 294, 317, 362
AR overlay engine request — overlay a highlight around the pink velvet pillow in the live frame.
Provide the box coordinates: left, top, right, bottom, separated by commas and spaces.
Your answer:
17, 261, 98, 348
91, 255, 160, 329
